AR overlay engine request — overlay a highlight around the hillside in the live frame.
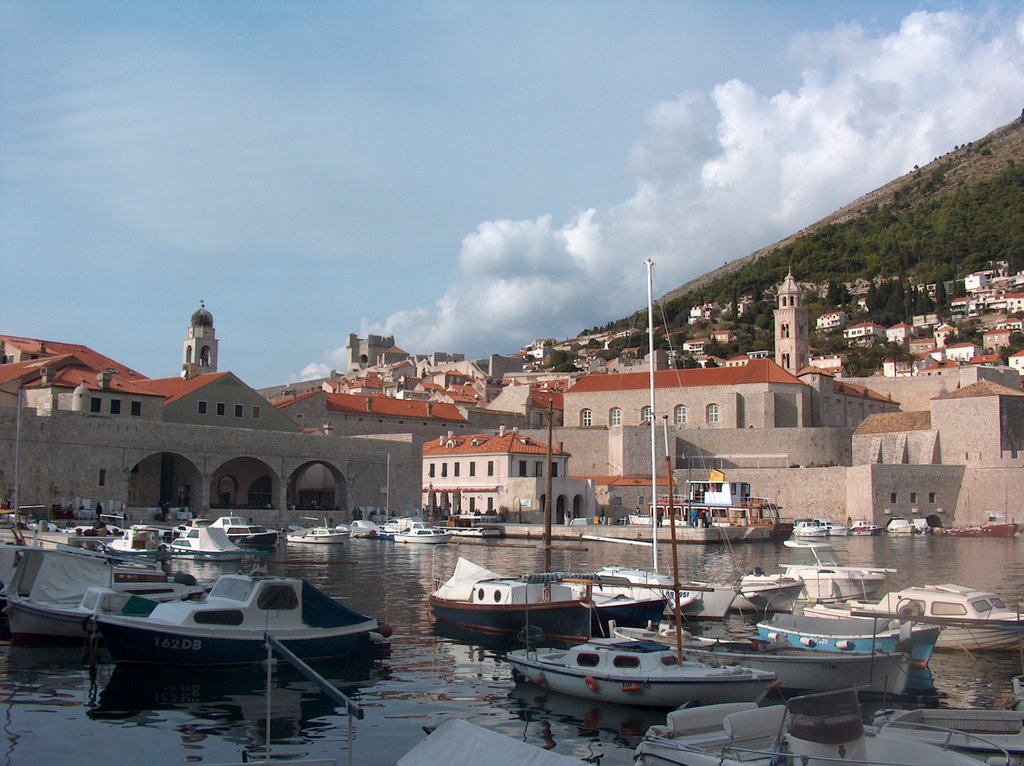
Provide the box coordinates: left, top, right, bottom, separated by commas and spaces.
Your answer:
661, 115, 1024, 304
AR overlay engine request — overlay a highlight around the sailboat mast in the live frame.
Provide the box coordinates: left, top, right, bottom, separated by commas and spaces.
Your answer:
646, 258, 658, 571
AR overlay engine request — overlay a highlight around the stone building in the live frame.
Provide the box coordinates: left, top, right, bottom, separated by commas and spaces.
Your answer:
420, 426, 595, 523
0, 325, 411, 526
849, 380, 1024, 527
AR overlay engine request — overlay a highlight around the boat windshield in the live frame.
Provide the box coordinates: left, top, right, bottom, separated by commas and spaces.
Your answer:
209, 577, 255, 602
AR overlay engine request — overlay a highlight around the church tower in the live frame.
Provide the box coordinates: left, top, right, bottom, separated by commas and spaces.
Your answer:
182, 302, 219, 379
774, 271, 808, 375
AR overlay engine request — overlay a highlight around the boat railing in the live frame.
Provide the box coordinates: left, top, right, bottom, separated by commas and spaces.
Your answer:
873, 718, 1014, 762
264, 633, 363, 766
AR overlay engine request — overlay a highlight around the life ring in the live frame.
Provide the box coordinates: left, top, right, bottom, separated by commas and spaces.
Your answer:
584, 676, 600, 692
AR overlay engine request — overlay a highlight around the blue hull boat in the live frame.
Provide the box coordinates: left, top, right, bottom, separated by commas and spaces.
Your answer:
755, 613, 940, 666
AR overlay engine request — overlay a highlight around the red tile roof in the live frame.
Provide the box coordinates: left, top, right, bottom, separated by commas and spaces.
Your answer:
324, 393, 466, 421
1, 335, 146, 378
135, 372, 233, 404
422, 430, 564, 456
566, 358, 802, 393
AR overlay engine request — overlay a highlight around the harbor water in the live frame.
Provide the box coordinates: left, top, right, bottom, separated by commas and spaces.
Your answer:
1, 533, 1022, 765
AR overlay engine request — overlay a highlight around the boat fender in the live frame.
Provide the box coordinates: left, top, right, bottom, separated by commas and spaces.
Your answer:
621, 683, 642, 692
532, 673, 546, 687
766, 632, 780, 642
798, 637, 817, 648
376, 621, 394, 639
836, 640, 854, 650
584, 676, 600, 692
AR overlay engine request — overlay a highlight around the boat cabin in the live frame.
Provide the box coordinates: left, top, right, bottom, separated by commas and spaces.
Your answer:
469, 580, 577, 606
567, 640, 680, 671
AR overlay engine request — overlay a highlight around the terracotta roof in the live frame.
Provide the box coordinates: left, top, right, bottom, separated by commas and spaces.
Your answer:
0, 354, 159, 395
422, 430, 564, 456
832, 380, 896, 403
530, 388, 564, 410
855, 411, 932, 435
324, 393, 466, 420
968, 354, 1002, 365
934, 380, 1024, 400
0, 335, 146, 379
580, 475, 669, 487
270, 390, 320, 408
136, 372, 233, 404
566, 359, 802, 394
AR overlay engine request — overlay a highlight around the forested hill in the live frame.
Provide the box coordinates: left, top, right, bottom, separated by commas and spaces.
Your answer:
607, 115, 1024, 332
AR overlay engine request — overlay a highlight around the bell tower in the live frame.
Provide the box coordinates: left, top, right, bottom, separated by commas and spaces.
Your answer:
773, 271, 808, 375
182, 301, 219, 379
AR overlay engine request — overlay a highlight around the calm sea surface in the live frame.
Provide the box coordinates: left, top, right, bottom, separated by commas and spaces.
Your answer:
2, 534, 1022, 766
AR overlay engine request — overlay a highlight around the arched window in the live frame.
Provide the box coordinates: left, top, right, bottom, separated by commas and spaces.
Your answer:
580, 408, 593, 427
641, 406, 653, 423
781, 323, 790, 339
609, 407, 622, 426
706, 403, 719, 424
674, 405, 687, 424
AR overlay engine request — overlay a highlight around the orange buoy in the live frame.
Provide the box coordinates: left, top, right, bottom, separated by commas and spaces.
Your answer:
532, 673, 546, 686
584, 676, 599, 692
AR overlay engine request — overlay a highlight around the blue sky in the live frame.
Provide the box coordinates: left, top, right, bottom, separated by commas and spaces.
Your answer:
2, 2, 1023, 388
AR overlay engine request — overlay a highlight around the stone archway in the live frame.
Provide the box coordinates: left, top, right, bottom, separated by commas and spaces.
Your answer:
288, 460, 347, 516
211, 457, 280, 513
126, 451, 202, 514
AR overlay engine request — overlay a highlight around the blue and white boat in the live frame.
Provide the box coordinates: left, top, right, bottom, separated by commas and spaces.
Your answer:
95, 573, 391, 665
756, 612, 941, 666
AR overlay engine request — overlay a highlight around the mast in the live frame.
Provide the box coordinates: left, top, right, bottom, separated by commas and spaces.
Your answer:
646, 258, 659, 571
544, 402, 554, 574
663, 415, 684, 664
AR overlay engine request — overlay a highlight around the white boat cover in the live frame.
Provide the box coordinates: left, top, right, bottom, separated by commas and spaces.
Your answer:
431, 557, 506, 601
396, 718, 581, 766
8, 548, 114, 603
178, 526, 242, 553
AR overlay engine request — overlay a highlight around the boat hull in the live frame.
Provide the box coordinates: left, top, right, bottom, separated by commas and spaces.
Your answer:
7, 600, 98, 645
507, 653, 772, 707
428, 596, 591, 643
96, 617, 380, 665
686, 645, 909, 695
677, 584, 736, 620
756, 615, 940, 666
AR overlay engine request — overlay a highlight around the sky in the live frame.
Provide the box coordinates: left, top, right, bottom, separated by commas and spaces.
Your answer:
2, 2, 1024, 388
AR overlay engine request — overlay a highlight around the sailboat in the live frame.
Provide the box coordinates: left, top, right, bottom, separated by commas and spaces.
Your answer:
589, 260, 735, 620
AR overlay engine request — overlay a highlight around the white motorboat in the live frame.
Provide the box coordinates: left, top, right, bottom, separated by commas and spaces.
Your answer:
792, 519, 830, 538
732, 569, 804, 613
395, 522, 452, 544
609, 623, 910, 695
349, 520, 381, 538
849, 519, 883, 535
170, 525, 250, 559
4, 546, 204, 644
448, 525, 503, 538
107, 524, 171, 555
507, 638, 776, 708
95, 573, 391, 665
207, 516, 279, 547
781, 539, 893, 603
285, 526, 349, 544
804, 582, 1024, 651
873, 705, 1024, 759
397, 717, 583, 766
634, 688, 988, 766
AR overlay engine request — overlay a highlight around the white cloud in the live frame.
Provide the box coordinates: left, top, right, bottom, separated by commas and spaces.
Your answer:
372, 9, 1024, 360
